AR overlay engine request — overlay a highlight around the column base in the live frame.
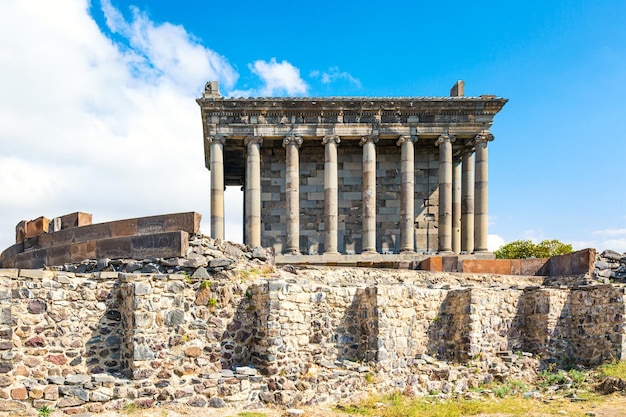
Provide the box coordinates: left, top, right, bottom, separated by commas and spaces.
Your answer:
361, 249, 378, 255
399, 249, 416, 254
437, 250, 454, 255
284, 250, 301, 256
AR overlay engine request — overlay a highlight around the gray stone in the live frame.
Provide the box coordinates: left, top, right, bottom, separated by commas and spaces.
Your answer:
92, 374, 116, 383
208, 396, 227, 408
164, 309, 185, 326
602, 249, 623, 261
66, 374, 91, 385
192, 267, 211, 279
209, 257, 234, 268
134, 282, 152, 295
252, 246, 268, 261
59, 385, 90, 402
47, 375, 65, 385
236, 366, 258, 376
165, 281, 185, 294
90, 391, 111, 402
133, 345, 155, 361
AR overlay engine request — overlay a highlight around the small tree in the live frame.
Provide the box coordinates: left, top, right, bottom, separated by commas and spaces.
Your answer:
495, 239, 573, 259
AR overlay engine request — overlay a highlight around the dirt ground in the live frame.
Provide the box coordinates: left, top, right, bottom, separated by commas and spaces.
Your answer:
29, 394, 626, 417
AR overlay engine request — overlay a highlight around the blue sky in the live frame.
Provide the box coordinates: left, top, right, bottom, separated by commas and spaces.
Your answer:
1, 0, 625, 253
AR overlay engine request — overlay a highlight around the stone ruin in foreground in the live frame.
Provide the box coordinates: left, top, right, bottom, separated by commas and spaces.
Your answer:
0, 211, 626, 415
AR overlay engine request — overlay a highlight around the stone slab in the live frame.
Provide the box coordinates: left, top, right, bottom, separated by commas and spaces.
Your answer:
25, 217, 50, 239
59, 212, 93, 229
131, 231, 189, 259
549, 248, 596, 276
137, 212, 201, 235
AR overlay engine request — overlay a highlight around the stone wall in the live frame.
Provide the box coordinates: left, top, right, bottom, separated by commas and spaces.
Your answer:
260, 142, 439, 255
0, 212, 202, 270
2, 267, 626, 414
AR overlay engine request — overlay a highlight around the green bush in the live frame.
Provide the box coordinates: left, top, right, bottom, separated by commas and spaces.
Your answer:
495, 239, 573, 259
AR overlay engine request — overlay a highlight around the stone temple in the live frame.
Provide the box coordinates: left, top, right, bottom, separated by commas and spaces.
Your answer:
197, 81, 507, 260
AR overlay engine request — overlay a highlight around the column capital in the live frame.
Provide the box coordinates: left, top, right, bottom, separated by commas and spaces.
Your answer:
282, 135, 303, 148
435, 134, 456, 146
207, 135, 226, 145
396, 135, 416, 146
474, 133, 494, 144
322, 135, 340, 145
360, 135, 379, 146
244, 136, 263, 146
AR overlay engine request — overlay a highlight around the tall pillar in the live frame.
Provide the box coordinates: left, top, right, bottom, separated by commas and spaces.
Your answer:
323, 135, 340, 254
474, 133, 494, 252
283, 135, 302, 254
208, 135, 225, 240
245, 136, 262, 248
436, 134, 455, 254
452, 156, 462, 254
397, 135, 415, 253
360, 135, 378, 253
461, 151, 475, 253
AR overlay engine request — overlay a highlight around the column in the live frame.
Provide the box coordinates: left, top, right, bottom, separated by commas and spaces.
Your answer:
360, 135, 378, 253
452, 156, 462, 254
436, 134, 455, 254
474, 133, 493, 252
323, 135, 340, 254
461, 151, 475, 253
208, 135, 225, 240
397, 135, 415, 253
245, 136, 262, 248
283, 135, 302, 254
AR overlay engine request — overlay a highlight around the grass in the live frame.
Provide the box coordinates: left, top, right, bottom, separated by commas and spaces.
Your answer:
240, 265, 275, 280
37, 405, 52, 417
598, 360, 626, 379
237, 412, 267, 417
336, 390, 604, 417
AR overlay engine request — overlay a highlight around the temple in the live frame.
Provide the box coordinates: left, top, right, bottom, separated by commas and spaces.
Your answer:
197, 81, 507, 260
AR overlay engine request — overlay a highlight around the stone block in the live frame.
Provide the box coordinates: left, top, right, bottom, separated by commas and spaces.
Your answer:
14, 249, 47, 269
59, 212, 93, 229
110, 219, 138, 237
96, 236, 132, 259
15, 221, 27, 243
70, 223, 112, 245
25, 217, 50, 239
70, 240, 97, 263
131, 231, 189, 259
462, 259, 512, 274
46, 244, 71, 267
421, 256, 442, 271
137, 212, 201, 235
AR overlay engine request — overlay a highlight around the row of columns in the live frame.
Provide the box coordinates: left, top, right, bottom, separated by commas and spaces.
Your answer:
208, 133, 492, 254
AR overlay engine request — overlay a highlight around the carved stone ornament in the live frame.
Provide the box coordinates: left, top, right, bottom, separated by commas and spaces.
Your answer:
207, 135, 226, 145
244, 136, 263, 146
322, 135, 341, 145
359, 135, 379, 146
474, 133, 494, 144
435, 134, 456, 146
396, 135, 416, 147
282, 135, 303, 148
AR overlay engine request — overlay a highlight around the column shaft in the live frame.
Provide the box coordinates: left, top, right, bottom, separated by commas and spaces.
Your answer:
245, 136, 262, 247
474, 134, 493, 252
209, 136, 225, 240
323, 136, 340, 254
361, 136, 378, 253
452, 157, 462, 254
436, 134, 455, 253
461, 152, 475, 253
397, 136, 415, 253
283, 136, 302, 254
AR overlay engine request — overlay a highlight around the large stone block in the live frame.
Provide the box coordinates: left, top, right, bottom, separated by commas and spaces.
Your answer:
25, 217, 50, 239
58, 212, 93, 229
131, 231, 189, 259
110, 219, 138, 237
70, 240, 97, 263
137, 212, 201, 235
421, 256, 442, 271
96, 236, 133, 259
462, 259, 512, 274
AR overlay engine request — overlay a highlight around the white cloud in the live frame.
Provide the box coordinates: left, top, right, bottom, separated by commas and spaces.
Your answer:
488, 234, 505, 252
0, 0, 242, 250
310, 66, 361, 88
231, 58, 308, 97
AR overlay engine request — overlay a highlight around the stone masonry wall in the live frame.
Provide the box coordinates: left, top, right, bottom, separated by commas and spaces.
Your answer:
260, 142, 439, 255
2, 268, 626, 414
